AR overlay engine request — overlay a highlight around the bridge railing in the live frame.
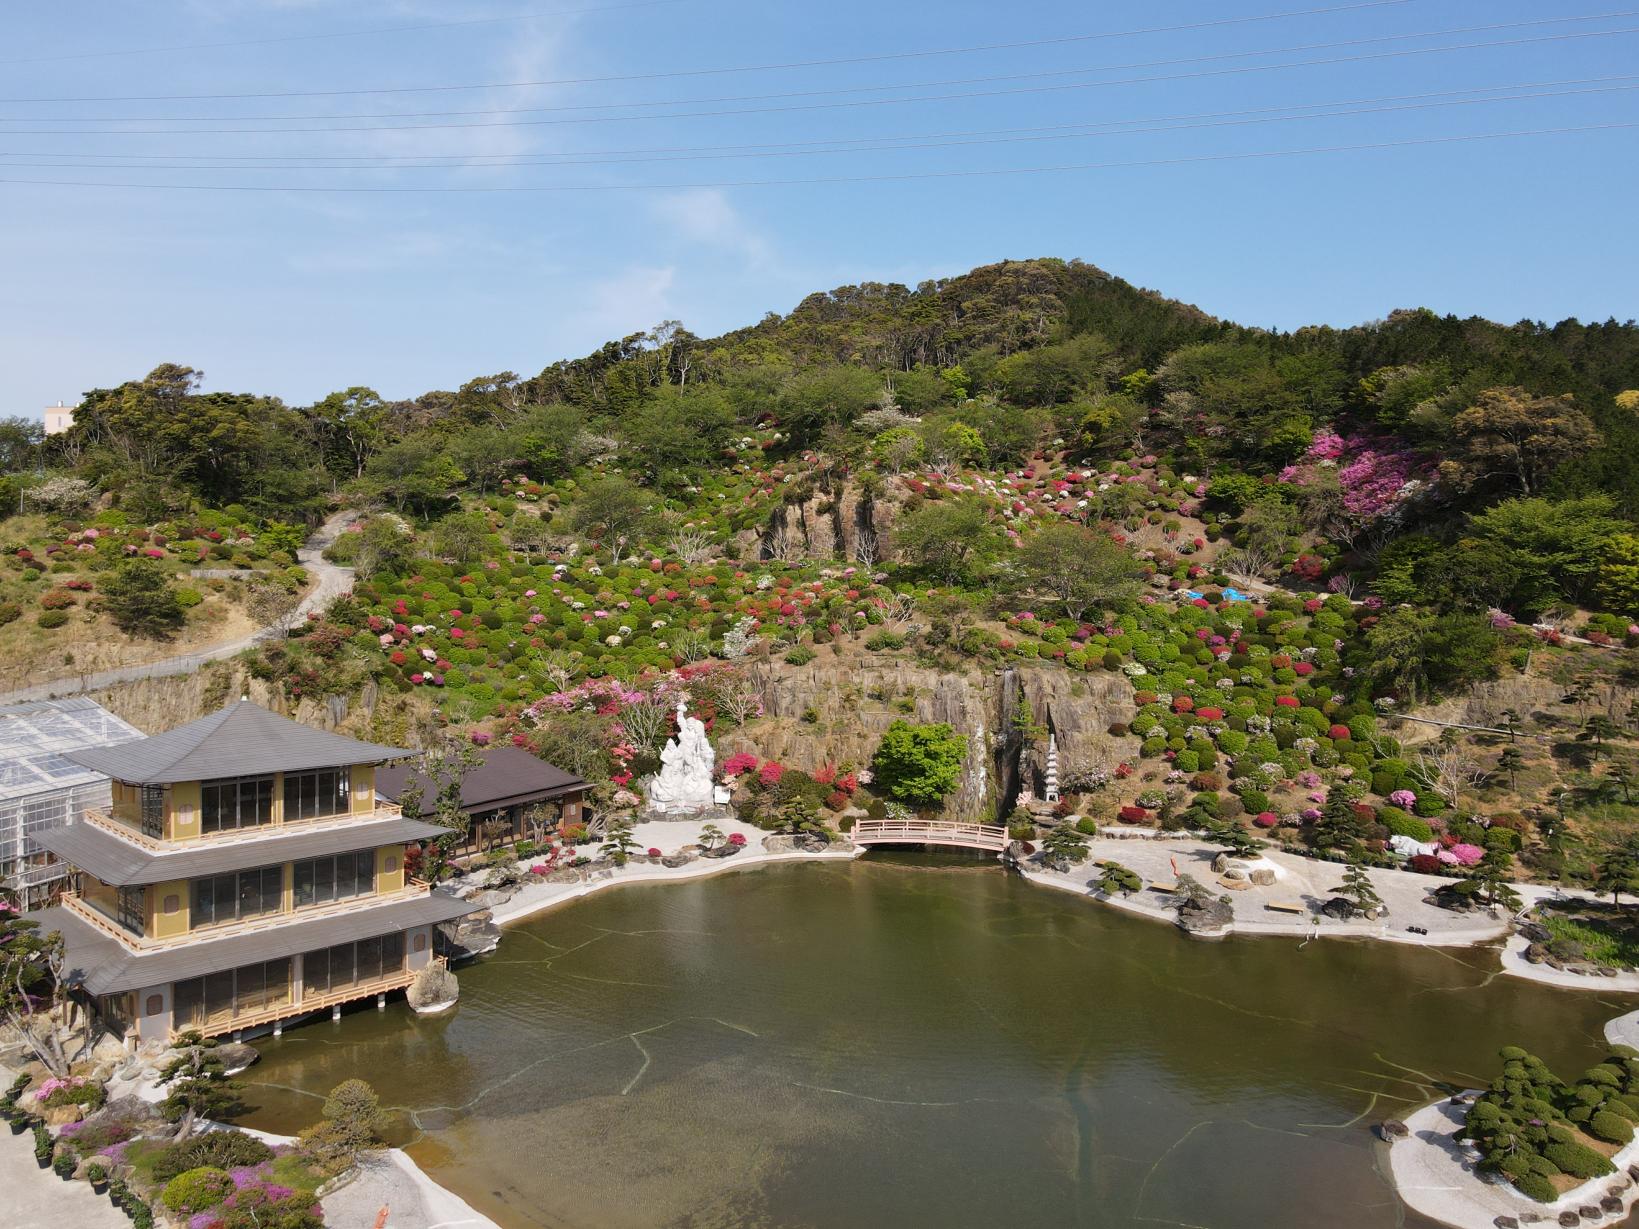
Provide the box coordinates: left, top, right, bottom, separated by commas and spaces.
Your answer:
852, 818, 1009, 849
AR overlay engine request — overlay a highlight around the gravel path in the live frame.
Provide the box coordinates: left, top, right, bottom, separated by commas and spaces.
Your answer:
0, 511, 357, 706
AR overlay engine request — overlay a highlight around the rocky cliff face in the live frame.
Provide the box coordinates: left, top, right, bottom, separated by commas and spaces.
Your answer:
741, 479, 898, 565
719, 658, 1135, 820
91, 662, 435, 748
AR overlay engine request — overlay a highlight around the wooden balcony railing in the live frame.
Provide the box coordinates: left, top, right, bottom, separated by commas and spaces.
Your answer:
182, 958, 443, 1040
81, 802, 405, 852
61, 881, 433, 952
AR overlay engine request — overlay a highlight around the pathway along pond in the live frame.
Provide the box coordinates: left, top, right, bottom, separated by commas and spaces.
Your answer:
244, 855, 1639, 1229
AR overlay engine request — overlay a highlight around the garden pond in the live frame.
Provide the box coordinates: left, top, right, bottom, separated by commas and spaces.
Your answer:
243, 855, 1639, 1229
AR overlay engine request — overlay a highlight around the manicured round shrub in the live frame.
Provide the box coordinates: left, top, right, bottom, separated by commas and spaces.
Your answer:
151, 1130, 273, 1181
1510, 1171, 1558, 1203
1588, 1109, 1634, 1144
36, 610, 68, 629
161, 1166, 235, 1214
1379, 808, 1433, 843
1543, 1140, 1614, 1179
1412, 794, 1445, 818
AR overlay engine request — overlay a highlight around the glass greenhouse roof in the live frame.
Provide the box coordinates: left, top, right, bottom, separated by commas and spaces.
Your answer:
0, 698, 144, 801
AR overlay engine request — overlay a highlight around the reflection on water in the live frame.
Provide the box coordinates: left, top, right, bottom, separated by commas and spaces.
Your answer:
244, 856, 1639, 1229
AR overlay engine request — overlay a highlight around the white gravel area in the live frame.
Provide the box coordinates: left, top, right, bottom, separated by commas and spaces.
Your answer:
1389, 1095, 1639, 1229
485, 817, 862, 928
1608, 1010, 1639, 1051
0, 1118, 127, 1229
1499, 934, 1639, 992
1025, 835, 1516, 946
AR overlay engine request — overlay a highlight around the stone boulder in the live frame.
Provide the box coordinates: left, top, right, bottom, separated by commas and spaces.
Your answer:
1375, 1120, 1410, 1141
1558, 1212, 1580, 1227
1249, 867, 1277, 887
661, 851, 699, 869
761, 835, 798, 853
1176, 893, 1234, 937
702, 842, 742, 859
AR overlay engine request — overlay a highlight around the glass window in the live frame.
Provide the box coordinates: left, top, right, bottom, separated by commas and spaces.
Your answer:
291, 851, 376, 911
356, 936, 383, 983
283, 768, 350, 822
293, 860, 315, 908
201, 776, 274, 834
237, 963, 265, 1014
115, 885, 145, 934
191, 865, 282, 930
303, 947, 329, 995
173, 978, 203, 1030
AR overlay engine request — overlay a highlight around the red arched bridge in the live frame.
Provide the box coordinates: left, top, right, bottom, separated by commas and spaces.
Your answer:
851, 818, 1009, 852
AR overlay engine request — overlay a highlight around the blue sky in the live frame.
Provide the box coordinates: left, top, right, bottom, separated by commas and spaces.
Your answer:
2, 0, 1636, 414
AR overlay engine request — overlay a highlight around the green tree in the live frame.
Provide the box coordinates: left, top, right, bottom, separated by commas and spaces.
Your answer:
567, 476, 656, 566
298, 1078, 390, 1174
311, 386, 389, 480
1441, 387, 1600, 497
1497, 746, 1525, 790
1595, 835, 1639, 904
431, 510, 495, 568
891, 496, 1005, 585
777, 367, 883, 447
1041, 825, 1091, 871
1311, 788, 1364, 856
1097, 860, 1143, 896
361, 434, 463, 515
1579, 714, 1620, 762
600, 818, 639, 867
1335, 856, 1383, 918
157, 1032, 249, 1140
1016, 523, 1142, 620
101, 557, 186, 638
0, 907, 74, 1075
1610, 760, 1634, 805
871, 720, 968, 808
1472, 848, 1523, 912
1205, 817, 1261, 860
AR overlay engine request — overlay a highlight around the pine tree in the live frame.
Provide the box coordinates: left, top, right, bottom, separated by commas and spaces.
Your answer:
1472, 848, 1523, 912
1312, 788, 1364, 856
1205, 816, 1260, 860
1097, 861, 1143, 897
1041, 825, 1090, 871
1336, 857, 1383, 919
1497, 746, 1524, 791
157, 1032, 248, 1140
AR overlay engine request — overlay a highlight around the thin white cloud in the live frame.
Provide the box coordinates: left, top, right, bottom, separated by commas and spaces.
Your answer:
580, 264, 676, 337
652, 188, 774, 269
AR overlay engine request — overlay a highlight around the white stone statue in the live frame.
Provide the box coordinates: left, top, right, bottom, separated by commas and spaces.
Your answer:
646, 697, 717, 815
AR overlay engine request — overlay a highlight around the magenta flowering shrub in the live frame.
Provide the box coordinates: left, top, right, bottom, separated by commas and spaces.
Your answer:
1279, 432, 1434, 537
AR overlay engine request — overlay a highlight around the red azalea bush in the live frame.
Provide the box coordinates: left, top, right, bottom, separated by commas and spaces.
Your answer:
722, 752, 759, 778
1118, 805, 1148, 823
758, 761, 785, 787
1328, 724, 1352, 741
1407, 854, 1444, 874
1195, 706, 1224, 721
727, 832, 747, 847
1253, 811, 1279, 828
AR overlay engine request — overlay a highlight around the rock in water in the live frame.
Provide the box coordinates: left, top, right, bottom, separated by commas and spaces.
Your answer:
1375, 1120, 1410, 1141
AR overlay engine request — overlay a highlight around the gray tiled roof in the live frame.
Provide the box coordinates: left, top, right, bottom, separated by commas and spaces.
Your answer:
38, 814, 446, 885
64, 701, 415, 785
28, 891, 480, 995
376, 745, 586, 815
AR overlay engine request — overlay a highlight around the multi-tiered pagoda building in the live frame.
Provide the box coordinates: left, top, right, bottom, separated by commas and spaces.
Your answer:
29, 700, 478, 1044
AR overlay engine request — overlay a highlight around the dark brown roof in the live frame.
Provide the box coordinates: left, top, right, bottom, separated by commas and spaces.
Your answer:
38, 815, 446, 886
66, 700, 415, 785
375, 745, 586, 815
28, 891, 481, 996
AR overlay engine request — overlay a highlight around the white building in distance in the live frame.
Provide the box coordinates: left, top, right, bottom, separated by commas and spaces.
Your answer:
43, 401, 75, 435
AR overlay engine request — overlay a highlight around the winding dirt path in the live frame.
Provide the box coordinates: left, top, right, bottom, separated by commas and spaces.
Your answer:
0, 511, 358, 706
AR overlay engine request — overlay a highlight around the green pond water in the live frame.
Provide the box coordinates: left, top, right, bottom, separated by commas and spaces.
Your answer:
244, 854, 1639, 1229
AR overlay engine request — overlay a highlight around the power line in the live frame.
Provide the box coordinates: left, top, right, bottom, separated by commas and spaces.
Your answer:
4, 25, 1634, 137
1, 1, 693, 67
1, 81, 1632, 172
10, 11, 1625, 125
0, 72, 1620, 164
0, 123, 1629, 193
0, 0, 1438, 103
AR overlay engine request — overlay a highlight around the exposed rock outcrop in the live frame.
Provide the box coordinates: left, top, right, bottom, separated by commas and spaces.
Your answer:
726, 659, 1134, 820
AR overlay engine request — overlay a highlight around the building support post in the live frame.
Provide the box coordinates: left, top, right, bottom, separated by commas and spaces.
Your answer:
332, 1005, 341, 1022
376, 992, 386, 1012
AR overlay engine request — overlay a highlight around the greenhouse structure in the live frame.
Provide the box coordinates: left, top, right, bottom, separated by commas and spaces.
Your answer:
0, 697, 144, 909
